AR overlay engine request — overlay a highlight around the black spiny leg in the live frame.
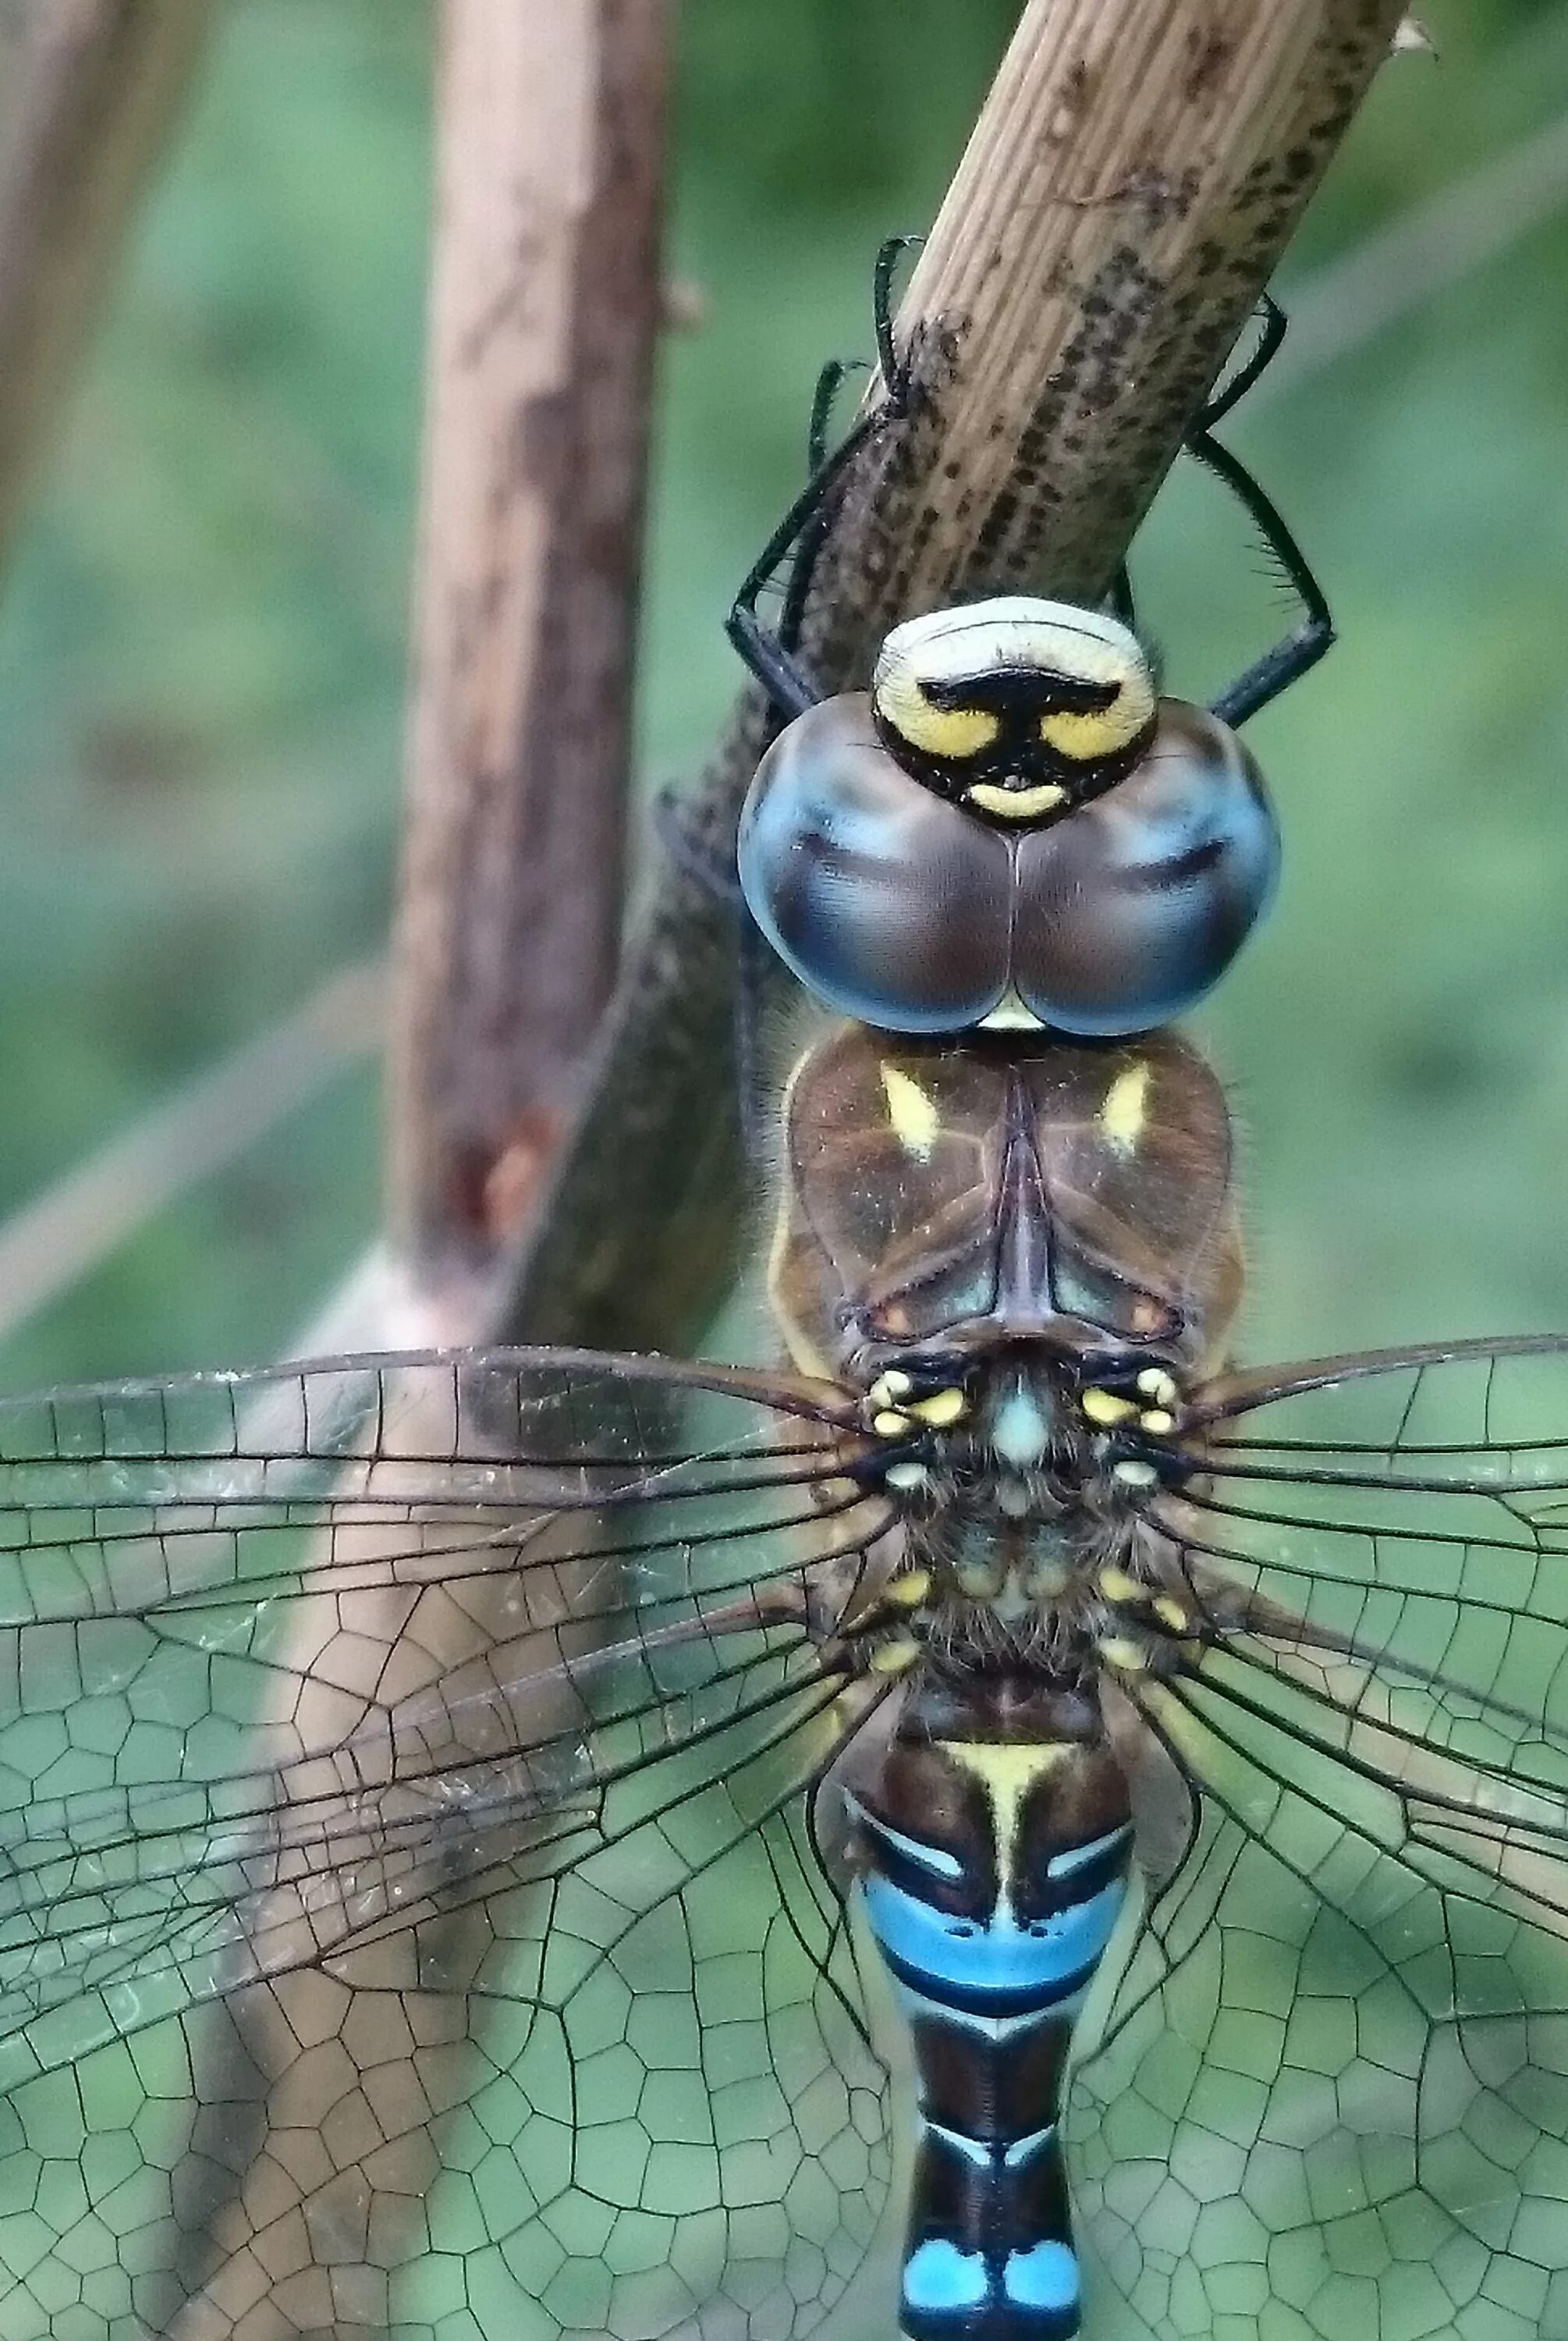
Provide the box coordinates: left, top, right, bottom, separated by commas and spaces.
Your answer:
1110, 298, 1285, 654
806, 357, 868, 480
1191, 427, 1333, 728
1188, 295, 1333, 727
1198, 292, 1288, 428
725, 234, 923, 722
870, 232, 922, 410
777, 357, 869, 659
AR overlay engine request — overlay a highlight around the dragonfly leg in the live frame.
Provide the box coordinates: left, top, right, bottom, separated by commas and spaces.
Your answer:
1194, 427, 1334, 728
1197, 290, 1286, 428
1180, 300, 1334, 727
651, 783, 742, 906
726, 234, 923, 722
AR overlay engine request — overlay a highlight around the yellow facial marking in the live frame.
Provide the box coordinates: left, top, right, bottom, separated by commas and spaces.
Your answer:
938, 1741, 1066, 1895
1097, 1565, 1142, 1607
1040, 705, 1144, 762
963, 780, 1067, 821
1137, 1369, 1178, 1404
1082, 1387, 1137, 1428
1153, 1596, 1190, 1634
878, 1064, 940, 1163
1139, 1408, 1176, 1437
908, 1386, 967, 1430
1098, 1636, 1148, 1673
871, 1638, 922, 1675
873, 667, 1002, 761
872, 1409, 912, 1439
1098, 1061, 1151, 1155
874, 602, 1155, 774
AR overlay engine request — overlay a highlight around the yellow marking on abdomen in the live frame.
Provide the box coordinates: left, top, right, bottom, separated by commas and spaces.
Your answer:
1083, 1387, 1136, 1427
936, 1741, 1067, 1895
908, 1385, 967, 1429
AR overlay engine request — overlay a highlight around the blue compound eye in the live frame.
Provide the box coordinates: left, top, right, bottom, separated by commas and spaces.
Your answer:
1011, 699, 1280, 1037
738, 695, 1016, 1032
737, 693, 1279, 1036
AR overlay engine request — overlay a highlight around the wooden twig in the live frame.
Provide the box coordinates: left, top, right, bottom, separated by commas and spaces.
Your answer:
0, 964, 381, 1357
387, 0, 668, 1343
503, 0, 1410, 1353
0, 0, 212, 572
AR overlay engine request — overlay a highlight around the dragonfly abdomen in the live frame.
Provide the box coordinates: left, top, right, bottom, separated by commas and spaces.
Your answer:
850, 1701, 1133, 2339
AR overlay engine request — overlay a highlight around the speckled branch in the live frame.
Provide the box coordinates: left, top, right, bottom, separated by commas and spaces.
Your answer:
503, 0, 1410, 1354
388, 0, 668, 1337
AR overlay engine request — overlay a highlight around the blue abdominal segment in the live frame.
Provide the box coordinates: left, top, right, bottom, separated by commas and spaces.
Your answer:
862, 1869, 1125, 2016
856, 1755, 1133, 2341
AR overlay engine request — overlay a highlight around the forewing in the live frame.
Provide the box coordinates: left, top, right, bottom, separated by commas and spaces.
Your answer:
0, 1349, 899, 2340
1066, 1334, 1568, 2341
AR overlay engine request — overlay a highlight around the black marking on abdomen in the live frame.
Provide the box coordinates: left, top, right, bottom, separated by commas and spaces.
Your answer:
852, 1739, 1133, 2340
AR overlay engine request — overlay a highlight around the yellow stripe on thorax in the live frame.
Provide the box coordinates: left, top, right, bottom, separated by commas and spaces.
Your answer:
1098, 1060, 1151, 1154
879, 1062, 941, 1161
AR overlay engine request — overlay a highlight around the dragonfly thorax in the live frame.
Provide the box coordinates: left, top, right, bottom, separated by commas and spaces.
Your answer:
769, 1019, 1243, 1389
855, 1350, 1173, 1677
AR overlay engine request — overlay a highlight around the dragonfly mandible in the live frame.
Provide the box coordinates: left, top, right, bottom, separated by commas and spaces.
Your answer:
2, 274, 1566, 2341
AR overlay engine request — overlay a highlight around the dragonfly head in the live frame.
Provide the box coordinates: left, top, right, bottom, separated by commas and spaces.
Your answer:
869, 597, 1159, 821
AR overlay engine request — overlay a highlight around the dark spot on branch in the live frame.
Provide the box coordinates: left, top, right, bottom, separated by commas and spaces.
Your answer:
1183, 30, 1234, 101
510, 388, 575, 494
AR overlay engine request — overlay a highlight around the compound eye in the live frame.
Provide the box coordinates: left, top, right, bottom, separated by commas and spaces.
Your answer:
1010, 701, 1280, 1036
736, 695, 1015, 1031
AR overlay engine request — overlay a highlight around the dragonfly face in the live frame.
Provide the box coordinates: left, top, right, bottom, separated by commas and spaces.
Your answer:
737, 599, 1280, 1037
868, 602, 1162, 819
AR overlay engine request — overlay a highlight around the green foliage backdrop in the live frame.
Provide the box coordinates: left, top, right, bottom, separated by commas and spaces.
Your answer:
0, 0, 1564, 1385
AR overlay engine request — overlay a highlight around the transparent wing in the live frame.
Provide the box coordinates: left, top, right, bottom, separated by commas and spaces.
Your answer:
1068, 1334, 1568, 2341
0, 1349, 899, 2341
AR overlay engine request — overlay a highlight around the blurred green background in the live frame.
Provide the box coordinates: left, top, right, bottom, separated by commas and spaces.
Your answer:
0, 0, 1566, 1388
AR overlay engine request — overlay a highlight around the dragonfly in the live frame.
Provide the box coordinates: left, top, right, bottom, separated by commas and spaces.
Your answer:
2, 1012, 1567, 2341
3, 272, 1564, 2341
